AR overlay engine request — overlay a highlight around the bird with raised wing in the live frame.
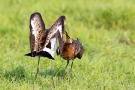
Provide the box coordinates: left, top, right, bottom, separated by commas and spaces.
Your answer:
25, 12, 66, 81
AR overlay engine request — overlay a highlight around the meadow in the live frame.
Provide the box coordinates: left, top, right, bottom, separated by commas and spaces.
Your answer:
0, 0, 135, 89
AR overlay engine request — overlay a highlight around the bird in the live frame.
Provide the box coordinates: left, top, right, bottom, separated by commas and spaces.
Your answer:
25, 12, 66, 82
56, 31, 84, 80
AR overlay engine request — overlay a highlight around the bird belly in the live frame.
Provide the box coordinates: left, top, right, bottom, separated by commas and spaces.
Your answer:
61, 44, 75, 60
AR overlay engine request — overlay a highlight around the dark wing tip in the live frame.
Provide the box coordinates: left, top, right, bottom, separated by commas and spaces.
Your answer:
59, 16, 66, 24
77, 56, 82, 59
59, 15, 66, 19
30, 12, 42, 20
25, 51, 36, 57
37, 51, 54, 60
31, 12, 41, 16
76, 50, 84, 59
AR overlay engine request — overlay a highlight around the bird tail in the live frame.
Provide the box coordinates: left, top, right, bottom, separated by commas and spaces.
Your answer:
25, 51, 54, 60
25, 51, 36, 57
37, 51, 54, 60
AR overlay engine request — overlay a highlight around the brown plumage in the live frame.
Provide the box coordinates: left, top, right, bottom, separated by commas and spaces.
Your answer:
56, 31, 84, 79
25, 12, 66, 82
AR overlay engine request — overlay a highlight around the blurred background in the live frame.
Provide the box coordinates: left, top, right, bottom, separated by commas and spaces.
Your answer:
0, 0, 135, 89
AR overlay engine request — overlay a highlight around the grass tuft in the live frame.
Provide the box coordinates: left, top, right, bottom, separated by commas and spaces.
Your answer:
4, 66, 27, 81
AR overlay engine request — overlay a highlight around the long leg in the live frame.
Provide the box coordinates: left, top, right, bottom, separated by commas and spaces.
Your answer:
69, 60, 74, 82
50, 60, 55, 88
35, 56, 40, 80
70, 60, 74, 74
61, 60, 69, 78
65, 60, 69, 71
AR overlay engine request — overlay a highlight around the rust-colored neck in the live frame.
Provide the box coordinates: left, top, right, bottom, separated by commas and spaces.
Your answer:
64, 31, 73, 43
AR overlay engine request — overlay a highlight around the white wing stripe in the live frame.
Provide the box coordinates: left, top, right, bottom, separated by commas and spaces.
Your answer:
58, 25, 62, 38
31, 20, 37, 38
43, 38, 56, 58
50, 38, 56, 57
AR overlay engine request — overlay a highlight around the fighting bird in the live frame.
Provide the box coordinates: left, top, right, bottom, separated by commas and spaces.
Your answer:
56, 31, 84, 79
25, 12, 66, 80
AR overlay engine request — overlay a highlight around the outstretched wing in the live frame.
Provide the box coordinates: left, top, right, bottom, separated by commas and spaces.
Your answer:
29, 12, 45, 56
41, 16, 66, 58
44, 16, 66, 47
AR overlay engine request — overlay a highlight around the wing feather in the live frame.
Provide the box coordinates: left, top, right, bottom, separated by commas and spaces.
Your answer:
29, 12, 45, 55
74, 39, 84, 59
43, 16, 66, 49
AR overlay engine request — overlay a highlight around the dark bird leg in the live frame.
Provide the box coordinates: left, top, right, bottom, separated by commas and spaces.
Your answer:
70, 60, 74, 74
35, 56, 40, 80
61, 60, 69, 79
69, 60, 74, 82
65, 60, 70, 71
50, 60, 55, 88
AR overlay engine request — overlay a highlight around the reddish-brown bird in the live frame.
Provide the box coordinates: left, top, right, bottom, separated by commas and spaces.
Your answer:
56, 31, 84, 79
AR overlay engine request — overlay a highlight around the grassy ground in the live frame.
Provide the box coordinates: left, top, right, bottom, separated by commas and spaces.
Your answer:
0, 0, 135, 90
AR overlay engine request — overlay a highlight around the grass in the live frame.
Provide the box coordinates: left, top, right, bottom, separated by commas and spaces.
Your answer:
0, 0, 135, 89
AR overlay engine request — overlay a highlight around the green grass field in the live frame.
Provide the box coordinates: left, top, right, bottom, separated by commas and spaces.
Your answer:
1, 0, 135, 90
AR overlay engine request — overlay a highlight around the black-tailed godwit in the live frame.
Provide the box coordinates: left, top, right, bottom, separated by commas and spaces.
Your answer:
56, 31, 84, 80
